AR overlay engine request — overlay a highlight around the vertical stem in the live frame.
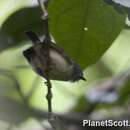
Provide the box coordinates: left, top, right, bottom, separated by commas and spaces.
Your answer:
37, 0, 52, 117
45, 43, 53, 116
42, 18, 51, 42
37, 0, 48, 15
37, 0, 51, 42
46, 77, 52, 114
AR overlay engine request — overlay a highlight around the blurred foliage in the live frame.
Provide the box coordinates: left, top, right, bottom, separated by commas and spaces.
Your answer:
104, 0, 130, 20
0, 7, 41, 51
0, 0, 130, 130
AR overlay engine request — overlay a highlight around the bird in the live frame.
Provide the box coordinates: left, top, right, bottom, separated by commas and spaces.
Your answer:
23, 31, 86, 82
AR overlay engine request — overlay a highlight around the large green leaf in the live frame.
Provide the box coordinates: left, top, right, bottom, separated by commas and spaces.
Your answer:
0, 7, 41, 51
0, 0, 126, 69
48, 0, 125, 68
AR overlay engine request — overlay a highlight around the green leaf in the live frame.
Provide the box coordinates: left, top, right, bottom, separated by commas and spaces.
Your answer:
0, 0, 33, 25
0, 7, 41, 51
0, 0, 126, 69
48, 0, 126, 68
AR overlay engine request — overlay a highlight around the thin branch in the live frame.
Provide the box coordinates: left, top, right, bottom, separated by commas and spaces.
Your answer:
45, 76, 53, 115
37, 0, 52, 118
36, 1, 67, 130
37, 0, 48, 17
37, 0, 51, 41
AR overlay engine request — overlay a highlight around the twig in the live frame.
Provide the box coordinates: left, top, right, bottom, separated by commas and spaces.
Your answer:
37, 0, 51, 41
37, 0, 52, 118
37, 0, 48, 16
36, 1, 67, 129
45, 74, 53, 115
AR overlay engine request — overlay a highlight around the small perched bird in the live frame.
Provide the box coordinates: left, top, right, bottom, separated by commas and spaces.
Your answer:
23, 31, 86, 82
